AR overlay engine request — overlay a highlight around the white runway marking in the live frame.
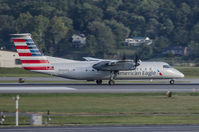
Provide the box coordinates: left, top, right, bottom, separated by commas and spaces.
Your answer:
0, 87, 76, 91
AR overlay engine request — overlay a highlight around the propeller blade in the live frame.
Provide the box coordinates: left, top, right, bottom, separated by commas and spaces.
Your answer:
122, 54, 126, 60
135, 54, 140, 67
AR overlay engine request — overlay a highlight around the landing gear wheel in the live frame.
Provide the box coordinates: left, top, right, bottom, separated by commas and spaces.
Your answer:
96, 80, 102, 85
108, 80, 115, 85
170, 79, 175, 85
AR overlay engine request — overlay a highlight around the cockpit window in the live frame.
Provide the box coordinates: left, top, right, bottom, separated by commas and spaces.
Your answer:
163, 65, 171, 68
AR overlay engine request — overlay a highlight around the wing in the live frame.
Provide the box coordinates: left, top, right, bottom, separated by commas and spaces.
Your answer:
83, 57, 103, 61
92, 60, 137, 71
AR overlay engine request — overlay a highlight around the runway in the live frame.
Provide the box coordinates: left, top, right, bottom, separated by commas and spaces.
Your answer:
1, 125, 199, 132
1, 77, 199, 83
0, 83, 199, 93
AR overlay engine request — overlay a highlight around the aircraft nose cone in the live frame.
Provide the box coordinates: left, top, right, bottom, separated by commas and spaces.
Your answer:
176, 70, 184, 78
179, 72, 184, 78
172, 68, 184, 78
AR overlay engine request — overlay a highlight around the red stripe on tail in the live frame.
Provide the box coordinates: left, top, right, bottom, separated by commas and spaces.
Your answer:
21, 60, 49, 64
24, 66, 54, 70
18, 53, 32, 56
13, 39, 25, 42
15, 46, 29, 49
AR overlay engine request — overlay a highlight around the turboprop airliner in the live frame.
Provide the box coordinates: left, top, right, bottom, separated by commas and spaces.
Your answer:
11, 33, 184, 85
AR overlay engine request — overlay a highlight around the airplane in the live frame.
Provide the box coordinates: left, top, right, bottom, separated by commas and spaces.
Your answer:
11, 33, 184, 85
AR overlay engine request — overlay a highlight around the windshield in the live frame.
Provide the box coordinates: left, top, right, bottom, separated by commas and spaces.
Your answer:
163, 65, 171, 68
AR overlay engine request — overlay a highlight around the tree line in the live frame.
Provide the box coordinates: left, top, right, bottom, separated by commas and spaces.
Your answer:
1, 0, 199, 61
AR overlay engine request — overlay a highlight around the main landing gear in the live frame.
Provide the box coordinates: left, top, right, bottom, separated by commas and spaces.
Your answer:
96, 71, 118, 85
96, 80, 102, 85
96, 80, 116, 85
108, 71, 118, 85
170, 79, 175, 85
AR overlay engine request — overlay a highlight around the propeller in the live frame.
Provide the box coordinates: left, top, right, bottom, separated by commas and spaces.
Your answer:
135, 54, 140, 67
122, 54, 126, 60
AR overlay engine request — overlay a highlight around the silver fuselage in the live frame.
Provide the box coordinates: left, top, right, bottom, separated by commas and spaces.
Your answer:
38, 56, 184, 80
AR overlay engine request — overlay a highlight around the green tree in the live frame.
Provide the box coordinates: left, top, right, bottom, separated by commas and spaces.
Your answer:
0, 3, 10, 15
129, 14, 146, 36
145, 18, 161, 37
46, 16, 68, 55
136, 0, 159, 18
172, 27, 188, 46
0, 15, 15, 49
0, 0, 199, 60
163, 18, 174, 34
190, 23, 199, 42
72, 3, 103, 30
86, 35, 97, 56
175, 2, 191, 26
105, 20, 130, 48
188, 41, 199, 58
30, 15, 49, 52
114, 11, 131, 27
100, 0, 123, 9
138, 45, 153, 59
15, 12, 33, 33
153, 36, 170, 53
87, 21, 115, 58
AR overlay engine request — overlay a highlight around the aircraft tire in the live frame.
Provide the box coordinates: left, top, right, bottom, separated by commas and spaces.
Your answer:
170, 79, 175, 85
108, 80, 115, 85
96, 80, 102, 85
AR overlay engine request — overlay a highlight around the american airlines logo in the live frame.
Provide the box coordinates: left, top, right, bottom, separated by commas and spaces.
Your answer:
119, 71, 157, 77
157, 70, 163, 76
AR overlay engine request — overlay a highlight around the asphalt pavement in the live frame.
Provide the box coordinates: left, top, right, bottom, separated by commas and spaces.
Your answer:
0, 77, 199, 83
0, 82, 199, 93
1, 125, 199, 132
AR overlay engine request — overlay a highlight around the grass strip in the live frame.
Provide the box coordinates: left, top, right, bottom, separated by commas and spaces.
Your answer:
175, 66, 199, 78
0, 93, 199, 126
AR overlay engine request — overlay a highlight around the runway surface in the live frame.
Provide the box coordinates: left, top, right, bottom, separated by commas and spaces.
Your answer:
0, 83, 199, 93
1, 125, 199, 132
1, 77, 199, 83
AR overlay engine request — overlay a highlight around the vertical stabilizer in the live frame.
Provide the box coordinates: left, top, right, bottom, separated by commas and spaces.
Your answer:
11, 33, 54, 72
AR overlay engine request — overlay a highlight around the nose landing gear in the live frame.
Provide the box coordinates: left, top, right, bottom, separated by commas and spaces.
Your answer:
170, 79, 175, 84
108, 80, 115, 85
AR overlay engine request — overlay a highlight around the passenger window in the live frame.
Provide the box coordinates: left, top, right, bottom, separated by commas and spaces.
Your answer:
163, 65, 171, 68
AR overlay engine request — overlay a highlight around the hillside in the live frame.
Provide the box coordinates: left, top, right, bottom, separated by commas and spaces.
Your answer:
0, 0, 199, 62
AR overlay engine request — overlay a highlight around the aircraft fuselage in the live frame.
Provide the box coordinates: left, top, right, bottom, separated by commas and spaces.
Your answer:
46, 59, 184, 80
